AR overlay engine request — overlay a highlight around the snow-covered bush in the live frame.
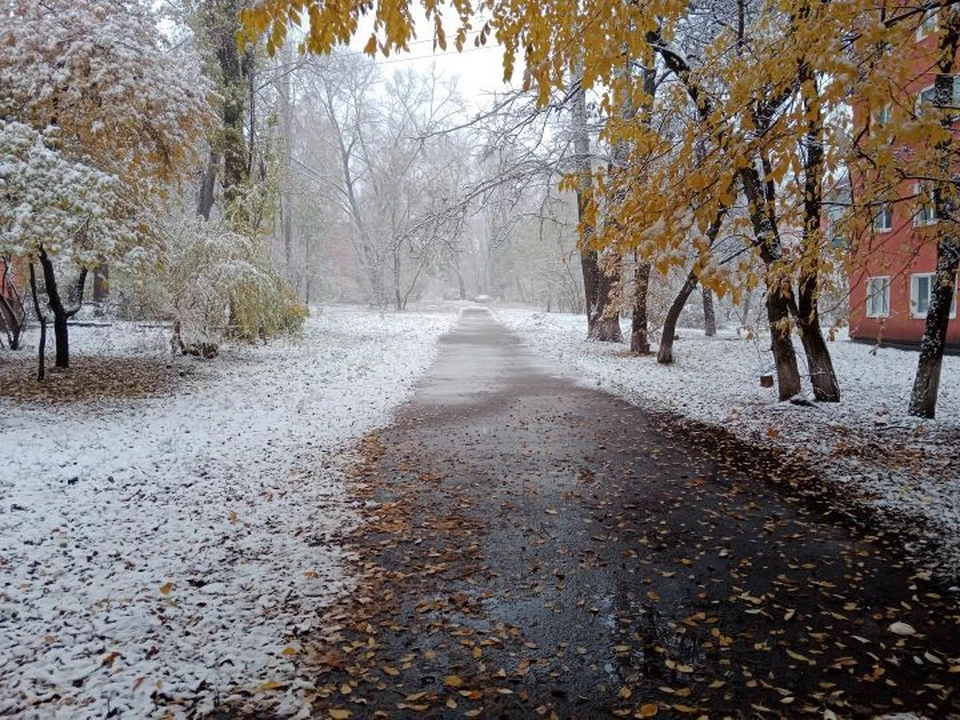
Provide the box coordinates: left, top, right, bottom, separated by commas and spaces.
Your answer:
165, 220, 306, 352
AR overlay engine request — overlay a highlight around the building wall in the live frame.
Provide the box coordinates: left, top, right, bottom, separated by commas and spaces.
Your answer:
849, 228, 960, 347
848, 11, 960, 348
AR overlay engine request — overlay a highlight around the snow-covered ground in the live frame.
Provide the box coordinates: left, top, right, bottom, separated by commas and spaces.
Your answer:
496, 308, 960, 578
0, 306, 456, 718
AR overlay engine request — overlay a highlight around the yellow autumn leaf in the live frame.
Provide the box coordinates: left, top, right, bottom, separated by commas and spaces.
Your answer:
159, 582, 173, 596
328, 710, 352, 720
444, 675, 464, 687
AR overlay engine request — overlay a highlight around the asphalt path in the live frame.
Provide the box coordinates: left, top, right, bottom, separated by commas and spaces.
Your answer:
304, 307, 960, 719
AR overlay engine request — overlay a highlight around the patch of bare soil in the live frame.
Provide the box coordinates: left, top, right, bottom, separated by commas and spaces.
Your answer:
0, 354, 195, 404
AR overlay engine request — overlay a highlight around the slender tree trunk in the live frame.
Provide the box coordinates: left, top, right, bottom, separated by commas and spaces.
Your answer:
627, 63, 655, 352
198, 150, 219, 220
702, 286, 717, 336
393, 246, 402, 311
571, 71, 603, 337
29, 263, 46, 382
631, 255, 651, 353
740, 166, 802, 400
793, 68, 840, 402
658, 271, 699, 364
793, 273, 840, 401
909, 12, 960, 418
659, 212, 727, 363
910, 236, 959, 418
37, 246, 87, 369
279, 42, 295, 270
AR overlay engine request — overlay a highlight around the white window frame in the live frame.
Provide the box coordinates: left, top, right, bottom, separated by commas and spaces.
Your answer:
913, 181, 938, 226
873, 204, 893, 232
866, 276, 891, 318
917, 84, 937, 110
918, 9, 938, 41
910, 272, 958, 319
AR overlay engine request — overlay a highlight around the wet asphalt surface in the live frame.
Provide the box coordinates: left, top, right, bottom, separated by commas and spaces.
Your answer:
302, 308, 960, 719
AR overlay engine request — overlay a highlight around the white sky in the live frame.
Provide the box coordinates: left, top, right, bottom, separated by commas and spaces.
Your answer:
350, 11, 522, 110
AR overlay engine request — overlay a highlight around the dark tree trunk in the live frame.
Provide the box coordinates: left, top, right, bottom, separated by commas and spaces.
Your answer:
631, 255, 651, 353
909, 236, 960, 418
740, 166, 802, 400
702, 286, 717, 336
766, 284, 802, 401
659, 212, 727, 363
792, 70, 840, 402
37, 246, 87, 369
29, 263, 46, 382
793, 272, 840, 402
909, 17, 960, 418
580, 248, 601, 333
658, 270, 699, 364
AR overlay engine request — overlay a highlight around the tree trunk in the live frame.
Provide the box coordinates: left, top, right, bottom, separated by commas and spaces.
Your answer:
393, 246, 403, 310
37, 247, 87, 369
740, 166, 802, 400
631, 254, 651, 353
198, 150, 219, 220
792, 71, 840, 402
658, 270, 699, 364
702, 286, 716, 336
29, 263, 46, 382
278, 42, 295, 270
909, 16, 960, 417
909, 235, 959, 418
592, 252, 623, 341
570, 69, 612, 338
766, 284, 802, 401
793, 272, 840, 402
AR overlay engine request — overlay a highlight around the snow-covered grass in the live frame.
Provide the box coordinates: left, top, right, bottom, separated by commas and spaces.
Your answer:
0, 306, 456, 718
495, 308, 960, 578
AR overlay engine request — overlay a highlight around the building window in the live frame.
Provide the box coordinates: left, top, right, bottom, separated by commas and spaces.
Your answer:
910, 273, 958, 318
918, 10, 938, 40
917, 85, 937, 108
913, 182, 938, 226
873, 204, 893, 232
866, 276, 891, 318
873, 104, 892, 126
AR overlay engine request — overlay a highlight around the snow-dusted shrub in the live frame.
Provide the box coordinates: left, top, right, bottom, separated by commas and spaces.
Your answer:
165, 220, 306, 351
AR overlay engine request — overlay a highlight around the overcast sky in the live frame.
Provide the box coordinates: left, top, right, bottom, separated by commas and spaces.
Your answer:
351, 11, 522, 111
